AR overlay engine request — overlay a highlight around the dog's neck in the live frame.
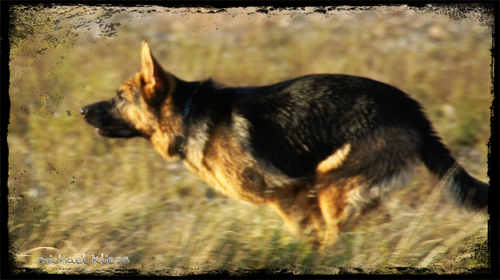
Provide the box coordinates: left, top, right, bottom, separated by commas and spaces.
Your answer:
177, 82, 202, 159
177, 96, 192, 159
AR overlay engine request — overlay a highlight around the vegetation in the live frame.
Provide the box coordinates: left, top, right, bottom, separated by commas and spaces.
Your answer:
8, 6, 491, 275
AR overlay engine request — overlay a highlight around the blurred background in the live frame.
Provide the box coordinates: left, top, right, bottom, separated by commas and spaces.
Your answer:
8, 5, 491, 275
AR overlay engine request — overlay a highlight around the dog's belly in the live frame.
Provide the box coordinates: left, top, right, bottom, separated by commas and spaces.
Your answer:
182, 160, 266, 203
182, 150, 309, 205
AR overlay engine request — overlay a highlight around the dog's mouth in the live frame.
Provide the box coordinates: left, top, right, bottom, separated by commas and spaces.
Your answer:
95, 127, 139, 138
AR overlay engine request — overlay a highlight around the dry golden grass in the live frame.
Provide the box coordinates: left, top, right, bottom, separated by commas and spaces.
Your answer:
8, 5, 491, 275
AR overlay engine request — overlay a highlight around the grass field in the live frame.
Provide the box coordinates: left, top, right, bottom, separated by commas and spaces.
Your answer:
8, 5, 492, 275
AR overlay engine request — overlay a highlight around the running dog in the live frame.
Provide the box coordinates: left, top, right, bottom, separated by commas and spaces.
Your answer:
81, 41, 489, 245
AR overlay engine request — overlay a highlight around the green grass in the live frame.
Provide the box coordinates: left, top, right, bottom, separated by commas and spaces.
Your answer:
8, 6, 491, 275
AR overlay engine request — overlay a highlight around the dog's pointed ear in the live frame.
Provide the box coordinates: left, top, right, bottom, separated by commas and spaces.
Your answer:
141, 41, 170, 106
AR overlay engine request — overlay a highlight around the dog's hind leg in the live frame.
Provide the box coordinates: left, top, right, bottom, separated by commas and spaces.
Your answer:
315, 128, 420, 245
313, 143, 355, 245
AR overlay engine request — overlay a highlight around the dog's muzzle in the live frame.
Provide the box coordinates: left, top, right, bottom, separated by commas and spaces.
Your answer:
80, 103, 139, 138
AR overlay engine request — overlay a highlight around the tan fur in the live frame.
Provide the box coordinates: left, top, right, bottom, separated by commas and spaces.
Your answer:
181, 113, 297, 204
316, 144, 351, 174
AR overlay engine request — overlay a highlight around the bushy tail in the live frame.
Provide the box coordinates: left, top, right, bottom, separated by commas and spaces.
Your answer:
420, 133, 489, 210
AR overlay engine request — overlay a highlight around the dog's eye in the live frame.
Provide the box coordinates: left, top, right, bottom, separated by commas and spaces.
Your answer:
117, 91, 125, 100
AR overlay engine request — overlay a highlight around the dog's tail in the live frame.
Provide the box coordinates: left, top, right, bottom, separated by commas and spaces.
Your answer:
420, 132, 489, 211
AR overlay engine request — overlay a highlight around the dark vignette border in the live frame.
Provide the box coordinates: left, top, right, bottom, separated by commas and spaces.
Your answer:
2, 1, 498, 278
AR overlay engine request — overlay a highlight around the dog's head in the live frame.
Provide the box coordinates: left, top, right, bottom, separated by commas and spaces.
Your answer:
81, 41, 185, 158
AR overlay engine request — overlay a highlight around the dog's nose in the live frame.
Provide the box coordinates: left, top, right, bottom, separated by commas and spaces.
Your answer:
80, 106, 89, 117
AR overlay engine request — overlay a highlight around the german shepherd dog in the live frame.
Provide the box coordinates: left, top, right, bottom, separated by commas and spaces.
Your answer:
81, 41, 489, 245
